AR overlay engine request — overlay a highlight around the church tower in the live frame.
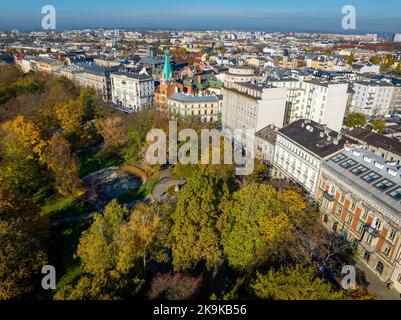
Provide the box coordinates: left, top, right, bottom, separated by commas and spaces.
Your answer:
163, 49, 172, 81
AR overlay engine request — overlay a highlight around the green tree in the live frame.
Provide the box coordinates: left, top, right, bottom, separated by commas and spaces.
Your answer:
77, 87, 99, 120
371, 119, 386, 133
345, 112, 366, 128
251, 265, 346, 300
347, 52, 355, 65
121, 111, 152, 163
372, 55, 381, 65
171, 171, 230, 271
219, 184, 302, 271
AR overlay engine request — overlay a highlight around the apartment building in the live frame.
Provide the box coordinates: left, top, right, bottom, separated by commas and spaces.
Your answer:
390, 80, 401, 113
272, 119, 350, 195
267, 77, 349, 132
222, 82, 287, 150
316, 146, 401, 293
168, 93, 221, 122
350, 80, 395, 116
255, 125, 278, 163
73, 64, 115, 101
344, 127, 401, 165
110, 72, 154, 111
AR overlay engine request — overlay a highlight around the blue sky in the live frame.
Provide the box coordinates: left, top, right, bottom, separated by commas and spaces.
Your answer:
0, 0, 400, 33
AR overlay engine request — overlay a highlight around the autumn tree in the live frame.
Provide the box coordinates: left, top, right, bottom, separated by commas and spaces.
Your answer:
44, 132, 83, 198
250, 265, 346, 300
0, 183, 48, 300
0, 116, 48, 192
99, 116, 128, 151
55, 200, 171, 300
148, 273, 203, 300
55, 99, 85, 136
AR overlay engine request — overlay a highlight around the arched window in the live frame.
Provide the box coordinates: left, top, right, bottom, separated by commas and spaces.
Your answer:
375, 261, 384, 275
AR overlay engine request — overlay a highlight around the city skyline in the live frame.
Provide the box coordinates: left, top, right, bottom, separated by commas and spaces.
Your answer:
1, 0, 401, 33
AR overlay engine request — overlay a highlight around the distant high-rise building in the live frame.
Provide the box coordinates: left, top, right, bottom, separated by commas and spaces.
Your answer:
393, 33, 401, 42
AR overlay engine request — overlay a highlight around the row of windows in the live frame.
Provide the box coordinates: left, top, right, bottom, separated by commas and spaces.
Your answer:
330, 154, 401, 201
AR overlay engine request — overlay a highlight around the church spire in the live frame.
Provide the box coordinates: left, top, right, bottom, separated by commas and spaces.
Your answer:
163, 49, 172, 81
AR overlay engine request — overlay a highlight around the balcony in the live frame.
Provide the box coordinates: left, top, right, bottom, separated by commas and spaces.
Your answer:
323, 191, 335, 201
364, 225, 381, 238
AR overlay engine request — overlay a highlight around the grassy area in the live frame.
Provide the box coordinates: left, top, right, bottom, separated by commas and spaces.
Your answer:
79, 148, 124, 177
40, 194, 95, 220
118, 174, 160, 203
50, 220, 89, 292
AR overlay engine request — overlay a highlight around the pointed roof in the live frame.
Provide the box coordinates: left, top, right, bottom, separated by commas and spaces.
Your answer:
163, 49, 172, 81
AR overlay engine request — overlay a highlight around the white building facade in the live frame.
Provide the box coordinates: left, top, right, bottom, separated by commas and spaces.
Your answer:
168, 93, 221, 122
272, 119, 348, 195
268, 78, 349, 132
111, 72, 154, 111
222, 83, 287, 150
350, 81, 395, 116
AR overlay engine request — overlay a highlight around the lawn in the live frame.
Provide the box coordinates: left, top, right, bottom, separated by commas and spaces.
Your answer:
49, 220, 89, 292
40, 194, 95, 220
118, 174, 160, 203
79, 148, 124, 177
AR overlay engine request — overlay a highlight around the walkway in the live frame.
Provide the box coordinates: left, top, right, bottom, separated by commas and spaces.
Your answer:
356, 262, 401, 300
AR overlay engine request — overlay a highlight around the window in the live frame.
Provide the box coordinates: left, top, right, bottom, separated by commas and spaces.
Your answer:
346, 214, 353, 225
340, 159, 358, 169
361, 209, 368, 220
387, 187, 401, 201
383, 244, 391, 257
361, 171, 381, 183
357, 223, 365, 234
331, 154, 347, 162
323, 214, 329, 224
375, 261, 384, 275
388, 229, 397, 242
397, 274, 401, 284
363, 250, 371, 262
332, 221, 338, 233
366, 233, 373, 245
374, 179, 395, 191
351, 165, 369, 176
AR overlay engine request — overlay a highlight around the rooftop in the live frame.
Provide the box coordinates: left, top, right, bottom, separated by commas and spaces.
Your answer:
256, 125, 278, 144
278, 119, 353, 158
111, 71, 153, 80
323, 146, 401, 218
345, 127, 401, 156
169, 93, 219, 103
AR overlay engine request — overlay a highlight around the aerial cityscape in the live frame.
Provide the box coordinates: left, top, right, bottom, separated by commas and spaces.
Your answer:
1, 0, 401, 309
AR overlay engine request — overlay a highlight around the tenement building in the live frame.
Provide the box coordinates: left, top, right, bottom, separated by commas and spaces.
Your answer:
272, 119, 350, 195
110, 72, 154, 111
168, 93, 221, 122
316, 145, 401, 293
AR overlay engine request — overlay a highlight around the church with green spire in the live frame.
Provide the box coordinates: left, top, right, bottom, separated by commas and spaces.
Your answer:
163, 49, 172, 81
